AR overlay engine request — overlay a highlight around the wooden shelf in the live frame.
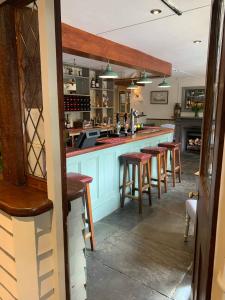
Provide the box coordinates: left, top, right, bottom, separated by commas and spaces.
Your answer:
92, 106, 114, 109
64, 94, 90, 97
90, 88, 114, 92
63, 74, 89, 79
0, 180, 53, 217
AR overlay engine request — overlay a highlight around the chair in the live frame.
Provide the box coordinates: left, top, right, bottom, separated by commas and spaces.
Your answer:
184, 198, 197, 242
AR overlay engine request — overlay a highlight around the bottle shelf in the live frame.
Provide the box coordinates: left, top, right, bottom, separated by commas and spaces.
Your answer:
63, 74, 89, 79
92, 106, 114, 109
90, 88, 114, 92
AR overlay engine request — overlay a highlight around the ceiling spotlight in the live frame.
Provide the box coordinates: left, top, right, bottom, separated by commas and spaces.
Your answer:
150, 9, 162, 15
193, 40, 202, 44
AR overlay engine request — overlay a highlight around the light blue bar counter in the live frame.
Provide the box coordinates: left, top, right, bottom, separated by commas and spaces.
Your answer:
67, 130, 173, 222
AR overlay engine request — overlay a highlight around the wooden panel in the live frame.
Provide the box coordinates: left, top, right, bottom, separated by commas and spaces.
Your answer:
62, 23, 172, 76
0, 268, 18, 299
0, 284, 17, 300
0, 211, 13, 234
0, 248, 16, 279
0, 227, 14, 258
0, 180, 53, 217
67, 132, 173, 222
0, 4, 26, 185
39, 271, 54, 298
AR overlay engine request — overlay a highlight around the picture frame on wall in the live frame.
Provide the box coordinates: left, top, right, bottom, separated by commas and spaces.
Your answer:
150, 91, 168, 104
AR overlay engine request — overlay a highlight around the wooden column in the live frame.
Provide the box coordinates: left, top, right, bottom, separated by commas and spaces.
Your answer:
0, 4, 26, 185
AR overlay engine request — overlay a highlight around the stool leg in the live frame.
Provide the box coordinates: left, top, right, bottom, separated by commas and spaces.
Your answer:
121, 161, 128, 208
172, 148, 176, 187
184, 211, 190, 242
178, 148, 181, 183
138, 162, 143, 214
163, 152, 168, 193
146, 159, 152, 206
157, 154, 161, 199
132, 164, 136, 196
85, 184, 96, 251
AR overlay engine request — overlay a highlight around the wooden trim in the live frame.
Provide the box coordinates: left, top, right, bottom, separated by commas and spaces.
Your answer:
27, 175, 47, 192
62, 23, 172, 76
54, 1, 71, 299
0, 179, 53, 217
0, 4, 26, 185
3, 0, 33, 7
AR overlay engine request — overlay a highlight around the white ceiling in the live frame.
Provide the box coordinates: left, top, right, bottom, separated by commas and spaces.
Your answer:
61, 0, 211, 78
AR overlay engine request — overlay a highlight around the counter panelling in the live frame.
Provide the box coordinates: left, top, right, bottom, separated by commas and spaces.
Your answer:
67, 129, 173, 222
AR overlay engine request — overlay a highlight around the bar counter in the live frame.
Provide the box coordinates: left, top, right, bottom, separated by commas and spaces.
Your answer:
66, 127, 174, 222
66, 127, 173, 157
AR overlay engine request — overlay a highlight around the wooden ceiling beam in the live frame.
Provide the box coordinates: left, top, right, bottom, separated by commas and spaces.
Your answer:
62, 23, 172, 77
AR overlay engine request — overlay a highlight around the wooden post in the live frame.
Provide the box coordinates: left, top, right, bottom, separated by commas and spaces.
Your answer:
0, 4, 26, 185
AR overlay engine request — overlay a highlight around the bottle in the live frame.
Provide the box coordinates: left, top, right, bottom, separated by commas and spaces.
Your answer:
91, 78, 95, 88
95, 77, 100, 88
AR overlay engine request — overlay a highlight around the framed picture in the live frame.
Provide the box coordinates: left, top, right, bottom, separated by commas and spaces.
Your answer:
150, 91, 168, 104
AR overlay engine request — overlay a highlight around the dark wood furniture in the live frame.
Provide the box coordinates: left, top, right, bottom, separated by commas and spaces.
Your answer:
120, 152, 152, 214
0, 179, 53, 217
141, 147, 168, 199
158, 142, 181, 187
67, 173, 96, 251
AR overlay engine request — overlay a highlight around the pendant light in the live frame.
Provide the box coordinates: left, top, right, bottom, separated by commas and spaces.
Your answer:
127, 80, 138, 90
99, 61, 119, 79
158, 77, 171, 88
137, 72, 153, 84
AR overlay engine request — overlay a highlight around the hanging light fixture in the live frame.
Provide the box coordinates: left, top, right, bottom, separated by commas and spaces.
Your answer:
137, 72, 153, 84
99, 61, 119, 79
158, 76, 171, 88
127, 80, 138, 90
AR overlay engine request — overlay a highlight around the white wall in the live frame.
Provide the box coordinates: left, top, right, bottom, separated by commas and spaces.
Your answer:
130, 76, 206, 122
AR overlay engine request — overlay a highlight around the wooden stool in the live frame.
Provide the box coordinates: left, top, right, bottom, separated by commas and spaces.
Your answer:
67, 172, 96, 251
120, 152, 152, 214
141, 147, 167, 199
158, 142, 181, 187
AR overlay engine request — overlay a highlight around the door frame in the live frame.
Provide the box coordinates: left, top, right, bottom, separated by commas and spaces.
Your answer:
193, 0, 225, 298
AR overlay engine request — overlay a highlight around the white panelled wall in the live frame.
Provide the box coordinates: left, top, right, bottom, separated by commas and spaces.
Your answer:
130, 76, 206, 122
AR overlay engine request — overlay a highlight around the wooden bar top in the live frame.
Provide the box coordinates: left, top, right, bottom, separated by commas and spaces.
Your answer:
66, 127, 174, 158
0, 180, 53, 217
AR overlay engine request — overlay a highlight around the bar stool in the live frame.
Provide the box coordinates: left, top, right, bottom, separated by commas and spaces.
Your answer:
141, 147, 167, 199
67, 172, 96, 251
120, 152, 152, 214
158, 142, 181, 187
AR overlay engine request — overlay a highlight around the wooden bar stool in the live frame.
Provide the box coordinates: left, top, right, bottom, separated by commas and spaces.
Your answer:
120, 152, 152, 214
158, 142, 181, 187
141, 147, 167, 199
67, 172, 96, 251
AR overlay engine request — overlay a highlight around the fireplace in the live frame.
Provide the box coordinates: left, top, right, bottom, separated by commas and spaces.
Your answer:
175, 117, 203, 152
186, 130, 202, 152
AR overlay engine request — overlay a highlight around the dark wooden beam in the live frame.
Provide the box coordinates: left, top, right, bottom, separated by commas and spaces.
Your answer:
62, 23, 172, 76
0, 4, 26, 185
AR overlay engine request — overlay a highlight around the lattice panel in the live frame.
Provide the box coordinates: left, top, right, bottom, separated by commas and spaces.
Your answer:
16, 1, 46, 179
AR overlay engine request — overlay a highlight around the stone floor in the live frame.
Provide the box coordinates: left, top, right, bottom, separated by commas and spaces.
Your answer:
87, 152, 199, 300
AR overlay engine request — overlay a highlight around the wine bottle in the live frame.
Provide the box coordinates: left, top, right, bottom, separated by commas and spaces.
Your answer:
95, 77, 100, 88
91, 78, 95, 88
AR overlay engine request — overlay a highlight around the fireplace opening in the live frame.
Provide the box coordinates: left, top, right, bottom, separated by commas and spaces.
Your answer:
186, 131, 202, 152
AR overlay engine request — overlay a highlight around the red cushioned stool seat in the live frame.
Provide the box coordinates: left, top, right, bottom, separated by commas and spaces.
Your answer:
120, 152, 152, 162
67, 172, 95, 251
158, 142, 181, 149
141, 146, 167, 156
141, 146, 168, 199
158, 142, 181, 187
120, 152, 152, 214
